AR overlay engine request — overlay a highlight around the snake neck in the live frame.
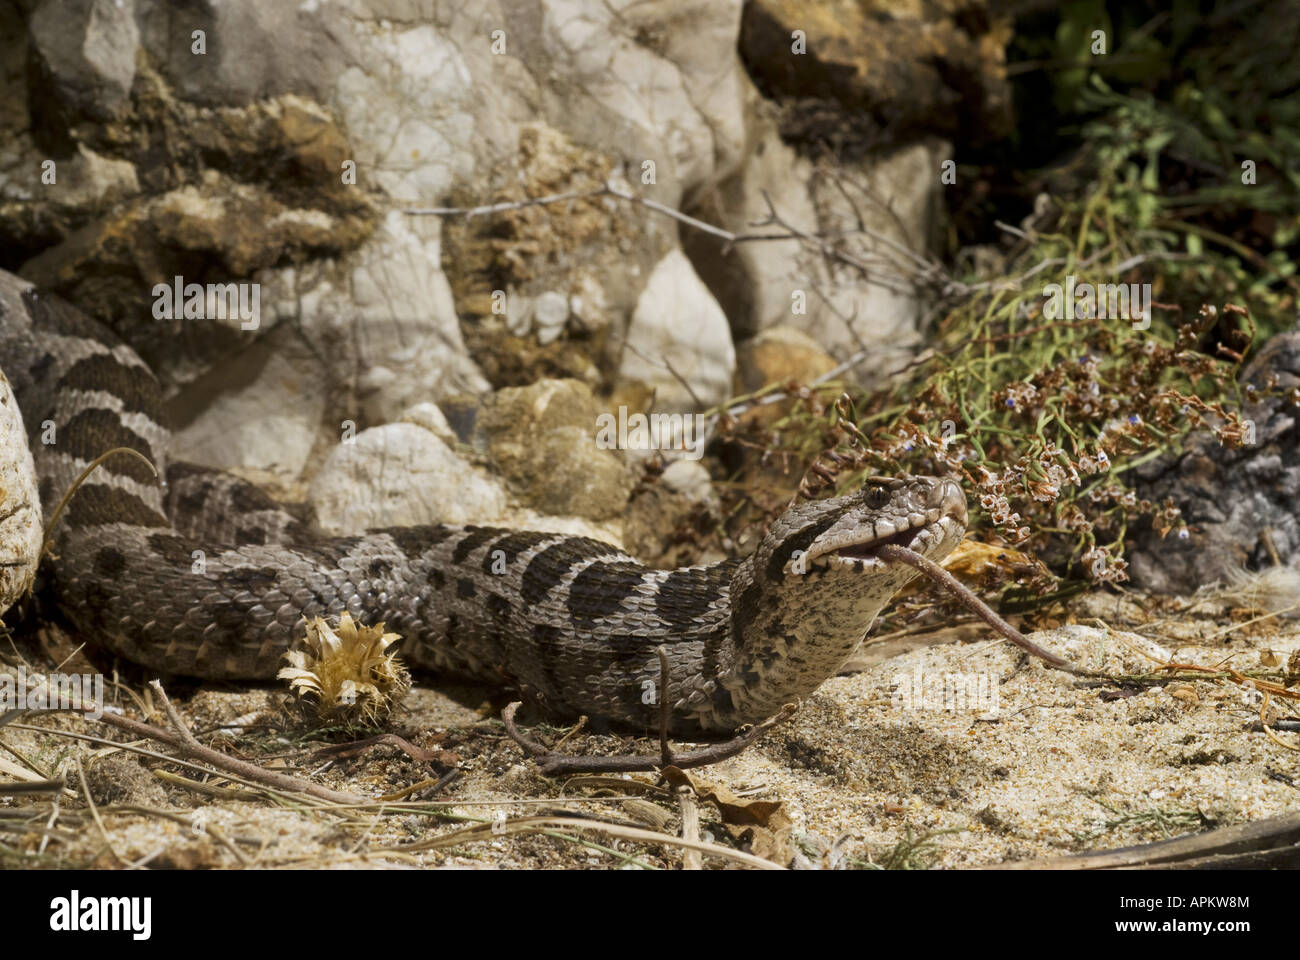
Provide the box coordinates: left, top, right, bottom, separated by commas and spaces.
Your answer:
694, 477, 969, 731
707, 558, 907, 724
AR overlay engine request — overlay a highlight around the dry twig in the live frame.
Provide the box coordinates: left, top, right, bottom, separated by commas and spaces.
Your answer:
82, 707, 364, 805
678, 785, 702, 870
500, 701, 797, 776
379, 813, 783, 870
875, 544, 1080, 672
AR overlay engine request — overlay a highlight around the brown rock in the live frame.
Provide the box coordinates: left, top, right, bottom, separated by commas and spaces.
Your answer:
739, 0, 1013, 153
734, 324, 838, 394
475, 379, 634, 521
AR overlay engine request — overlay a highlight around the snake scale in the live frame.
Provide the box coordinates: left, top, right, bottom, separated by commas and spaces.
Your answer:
0, 270, 968, 734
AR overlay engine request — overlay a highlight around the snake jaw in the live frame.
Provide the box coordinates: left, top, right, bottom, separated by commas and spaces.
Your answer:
816, 513, 965, 571
800, 478, 968, 573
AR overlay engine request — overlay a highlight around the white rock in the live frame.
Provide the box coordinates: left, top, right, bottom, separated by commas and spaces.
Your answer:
53, 144, 140, 211
533, 291, 569, 345
399, 402, 457, 445
710, 125, 948, 386
0, 368, 41, 618
346, 213, 491, 423
538, 0, 736, 190
568, 273, 610, 336
504, 294, 532, 338
660, 459, 716, 509
254, 211, 491, 433
618, 249, 735, 411
170, 345, 325, 480
308, 423, 507, 534
334, 25, 477, 204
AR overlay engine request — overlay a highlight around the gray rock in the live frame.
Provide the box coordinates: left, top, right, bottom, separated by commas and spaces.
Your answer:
29, 0, 139, 120
1129, 330, 1300, 593
135, 0, 355, 107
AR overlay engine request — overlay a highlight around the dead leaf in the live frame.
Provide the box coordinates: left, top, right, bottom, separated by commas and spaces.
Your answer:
893, 539, 1045, 602
662, 766, 792, 864
662, 766, 780, 825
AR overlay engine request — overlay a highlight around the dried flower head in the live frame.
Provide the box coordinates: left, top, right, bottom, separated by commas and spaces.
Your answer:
278, 612, 411, 727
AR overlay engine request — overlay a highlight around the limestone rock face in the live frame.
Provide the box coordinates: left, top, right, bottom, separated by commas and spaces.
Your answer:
0, 0, 996, 527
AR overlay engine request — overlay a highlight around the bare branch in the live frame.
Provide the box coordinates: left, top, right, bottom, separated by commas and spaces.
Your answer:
83, 707, 365, 805
874, 544, 1080, 673
500, 701, 798, 776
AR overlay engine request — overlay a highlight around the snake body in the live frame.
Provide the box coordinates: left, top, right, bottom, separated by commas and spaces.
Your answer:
0, 271, 967, 733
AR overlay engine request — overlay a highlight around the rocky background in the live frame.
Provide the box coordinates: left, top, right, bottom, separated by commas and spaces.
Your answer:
1, 0, 1292, 593
0, 0, 1012, 563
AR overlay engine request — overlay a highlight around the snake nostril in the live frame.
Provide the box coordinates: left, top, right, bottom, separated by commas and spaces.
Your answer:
928, 479, 968, 521
948, 483, 969, 523
926, 481, 947, 509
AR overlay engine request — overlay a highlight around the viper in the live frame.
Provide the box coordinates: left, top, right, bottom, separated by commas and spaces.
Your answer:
0, 270, 967, 734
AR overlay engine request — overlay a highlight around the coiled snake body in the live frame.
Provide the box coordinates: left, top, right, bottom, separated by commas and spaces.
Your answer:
0, 272, 967, 733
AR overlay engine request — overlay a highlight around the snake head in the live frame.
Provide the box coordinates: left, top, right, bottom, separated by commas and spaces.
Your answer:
717, 475, 972, 727
755, 476, 968, 582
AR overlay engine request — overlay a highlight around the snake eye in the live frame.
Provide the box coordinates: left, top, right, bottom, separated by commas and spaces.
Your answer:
865, 486, 891, 508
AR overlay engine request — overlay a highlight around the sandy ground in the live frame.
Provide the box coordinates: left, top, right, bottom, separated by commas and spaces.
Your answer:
2, 585, 1297, 869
